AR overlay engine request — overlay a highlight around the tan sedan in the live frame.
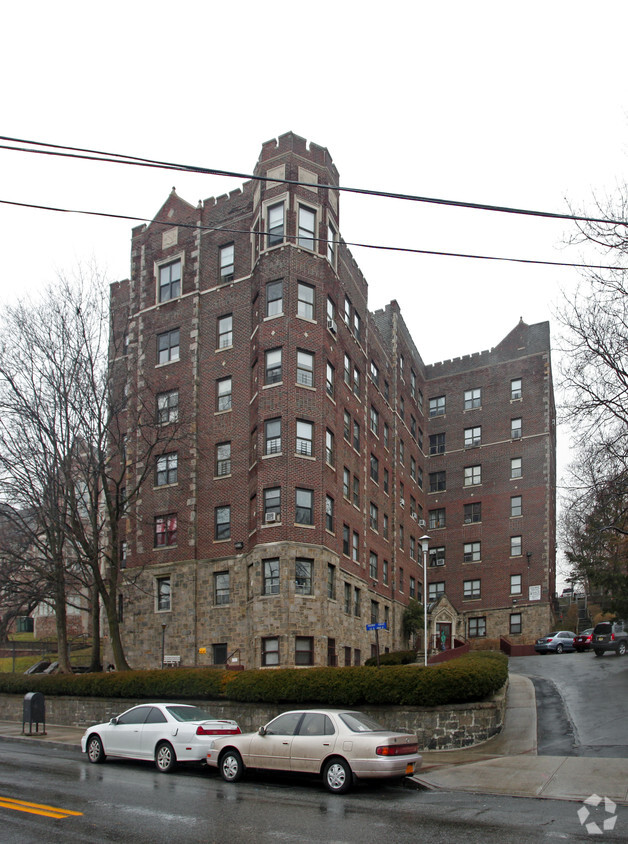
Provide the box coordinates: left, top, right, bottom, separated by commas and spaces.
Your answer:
206, 709, 421, 793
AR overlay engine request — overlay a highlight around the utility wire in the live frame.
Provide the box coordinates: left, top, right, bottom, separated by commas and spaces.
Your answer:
0, 134, 625, 228
0, 197, 623, 272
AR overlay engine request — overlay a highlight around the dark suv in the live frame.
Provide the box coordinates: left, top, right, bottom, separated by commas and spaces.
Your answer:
592, 620, 628, 657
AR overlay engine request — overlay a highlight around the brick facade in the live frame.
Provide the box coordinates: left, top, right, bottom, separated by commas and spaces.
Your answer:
110, 132, 555, 669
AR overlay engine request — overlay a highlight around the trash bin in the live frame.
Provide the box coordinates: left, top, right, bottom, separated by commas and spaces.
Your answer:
23, 691, 46, 735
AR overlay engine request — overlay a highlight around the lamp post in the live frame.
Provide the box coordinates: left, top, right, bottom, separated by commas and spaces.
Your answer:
420, 534, 431, 667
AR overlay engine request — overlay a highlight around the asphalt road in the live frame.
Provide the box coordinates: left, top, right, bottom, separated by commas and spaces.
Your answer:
1, 743, 623, 843
510, 651, 628, 757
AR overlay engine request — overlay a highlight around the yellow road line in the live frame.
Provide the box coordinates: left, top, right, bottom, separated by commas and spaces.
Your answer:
0, 795, 82, 819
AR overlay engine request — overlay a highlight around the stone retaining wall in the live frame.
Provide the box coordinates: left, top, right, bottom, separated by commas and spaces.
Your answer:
0, 682, 507, 751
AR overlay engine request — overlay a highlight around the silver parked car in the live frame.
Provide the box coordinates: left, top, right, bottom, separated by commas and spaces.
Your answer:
81, 703, 241, 772
206, 709, 421, 793
534, 631, 576, 654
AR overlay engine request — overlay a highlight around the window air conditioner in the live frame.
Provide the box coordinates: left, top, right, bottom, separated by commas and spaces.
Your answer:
265, 512, 277, 523
436, 559, 445, 566
400, 498, 405, 507
411, 512, 417, 520
418, 519, 426, 527
327, 318, 337, 333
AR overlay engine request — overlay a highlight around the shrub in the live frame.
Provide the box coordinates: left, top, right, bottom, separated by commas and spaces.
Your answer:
364, 650, 416, 666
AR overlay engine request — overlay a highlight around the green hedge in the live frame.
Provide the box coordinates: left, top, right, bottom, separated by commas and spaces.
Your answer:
0, 652, 507, 708
364, 649, 417, 666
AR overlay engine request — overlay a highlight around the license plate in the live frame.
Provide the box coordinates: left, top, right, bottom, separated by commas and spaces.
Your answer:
405, 763, 414, 774
597, 637, 604, 641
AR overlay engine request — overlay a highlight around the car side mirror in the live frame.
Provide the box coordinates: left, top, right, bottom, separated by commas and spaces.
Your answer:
109, 717, 118, 725
258, 726, 267, 736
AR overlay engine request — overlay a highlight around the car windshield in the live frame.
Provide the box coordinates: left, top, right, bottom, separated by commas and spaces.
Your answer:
594, 623, 612, 634
165, 705, 213, 722
339, 712, 387, 732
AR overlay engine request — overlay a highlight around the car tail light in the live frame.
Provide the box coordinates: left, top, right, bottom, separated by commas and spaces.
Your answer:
376, 743, 418, 756
196, 725, 241, 736
611, 634, 615, 641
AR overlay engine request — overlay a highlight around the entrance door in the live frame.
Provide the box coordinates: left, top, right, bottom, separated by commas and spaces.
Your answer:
436, 622, 452, 651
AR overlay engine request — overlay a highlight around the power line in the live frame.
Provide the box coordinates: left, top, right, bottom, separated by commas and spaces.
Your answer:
0, 197, 623, 272
1, 134, 626, 228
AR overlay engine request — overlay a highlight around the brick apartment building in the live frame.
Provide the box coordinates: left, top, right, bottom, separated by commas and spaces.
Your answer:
110, 132, 556, 669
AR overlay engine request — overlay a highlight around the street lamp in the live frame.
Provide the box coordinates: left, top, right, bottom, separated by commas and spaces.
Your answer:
420, 534, 431, 667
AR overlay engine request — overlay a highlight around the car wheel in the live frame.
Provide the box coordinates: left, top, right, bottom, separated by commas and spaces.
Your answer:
555, 644, 563, 654
220, 750, 244, 783
155, 741, 176, 773
594, 649, 604, 657
86, 734, 106, 764
616, 641, 626, 657
323, 758, 352, 794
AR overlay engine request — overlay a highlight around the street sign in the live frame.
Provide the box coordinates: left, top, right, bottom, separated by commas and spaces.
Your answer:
366, 622, 387, 631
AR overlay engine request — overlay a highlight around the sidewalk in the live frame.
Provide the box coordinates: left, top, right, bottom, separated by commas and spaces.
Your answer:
413, 674, 628, 804
1, 676, 626, 804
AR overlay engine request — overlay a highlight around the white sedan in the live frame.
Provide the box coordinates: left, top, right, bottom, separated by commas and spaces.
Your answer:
206, 709, 421, 793
81, 703, 241, 773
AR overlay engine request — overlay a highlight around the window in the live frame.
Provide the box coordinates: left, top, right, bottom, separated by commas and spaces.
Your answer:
342, 468, 350, 499
157, 389, 179, 425
429, 396, 445, 417
464, 579, 481, 599
297, 282, 315, 319
399, 354, 405, 379
157, 328, 180, 364
383, 559, 389, 584
429, 546, 445, 567
464, 388, 481, 410
154, 514, 177, 547
297, 350, 314, 386
464, 465, 482, 486
410, 456, 417, 481
327, 221, 337, 265
399, 439, 405, 464
468, 617, 486, 638
511, 378, 522, 400
326, 362, 335, 397
383, 513, 389, 539
511, 495, 522, 517
158, 260, 181, 302
344, 582, 351, 613
369, 551, 378, 580
369, 502, 379, 531
217, 314, 233, 348
327, 296, 336, 326
266, 280, 283, 316
156, 452, 178, 486
429, 508, 446, 529
429, 433, 445, 455
216, 442, 231, 476
296, 420, 313, 456
464, 426, 481, 448
510, 614, 522, 635
429, 471, 446, 492
352, 530, 359, 562
343, 353, 351, 386
353, 419, 360, 452
410, 535, 416, 560
383, 467, 389, 494
264, 417, 282, 455
298, 205, 316, 250
344, 295, 351, 325
263, 559, 280, 595
219, 243, 234, 282
325, 429, 335, 465
295, 488, 314, 525
120, 541, 127, 569
511, 535, 522, 557
354, 648, 361, 666
352, 475, 360, 508
353, 310, 362, 340
411, 415, 417, 439
325, 495, 334, 532
370, 405, 379, 435
343, 410, 351, 441
428, 581, 445, 601
384, 422, 389, 449
464, 502, 482, 524
156, 576, 171, 611
352, 365, 360, 396
409, 576, 416, 598
264, 487, 281, 521
216, 376, 232, 411
265, 348, 282, 384
295, 559, 313, 595
353, 586, 361, 616
215, 505, 231, 540
370, 360, 380, 386
510, 574, 522, 595
399, 524, 405, 549
295, 636, 314, 665
400, 396, 405, 420
262, 636, 279, 666
463, 541, 481, 562
267, 202, 284, 246
370, 600, 379, 624
511, 457, 522, 479
214, 571, 230, 605
370, 453, 379, 483
327, 564, 336, 599
511, 418, 522, 439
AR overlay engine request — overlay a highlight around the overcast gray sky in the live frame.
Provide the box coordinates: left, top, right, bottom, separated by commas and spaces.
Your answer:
3, 1, 627, 581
